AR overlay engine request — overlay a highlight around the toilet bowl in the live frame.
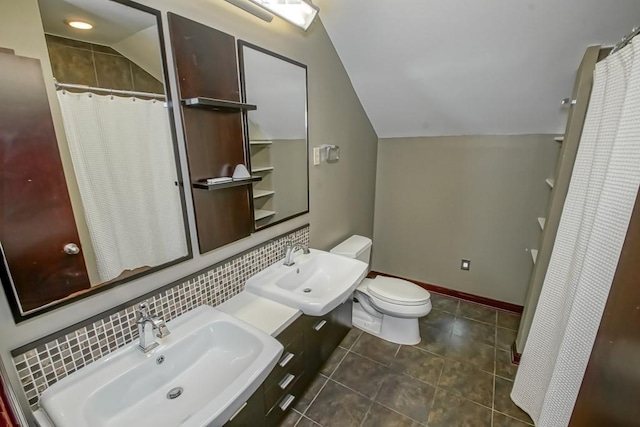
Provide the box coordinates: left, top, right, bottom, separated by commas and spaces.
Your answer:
330, 236, 432, 345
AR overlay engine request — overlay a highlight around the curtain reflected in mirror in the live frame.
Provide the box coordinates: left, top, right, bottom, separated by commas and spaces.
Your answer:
56, 92, 187, 283
239, 42, 309, 229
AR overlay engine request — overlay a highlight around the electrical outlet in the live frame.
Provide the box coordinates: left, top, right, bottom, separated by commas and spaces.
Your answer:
313, 147, 320, 165
461, 259, 471, 271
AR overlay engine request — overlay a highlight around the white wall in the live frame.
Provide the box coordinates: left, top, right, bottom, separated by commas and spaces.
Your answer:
0, 0, 377, 419
373, 135, 559, 304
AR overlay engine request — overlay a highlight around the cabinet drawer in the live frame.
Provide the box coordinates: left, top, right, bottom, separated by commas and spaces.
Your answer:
264, 352, 305, 411
302, 315, 330, 371
275, 317, 304, 347
265, 372, 307, 427
224, 385, 266, 427
264, 332, 303, 390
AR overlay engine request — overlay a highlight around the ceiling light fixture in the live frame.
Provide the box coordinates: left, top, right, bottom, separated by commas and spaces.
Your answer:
246, 0, 319, 31
225, 0, 274, 23
66, 20, 93, 30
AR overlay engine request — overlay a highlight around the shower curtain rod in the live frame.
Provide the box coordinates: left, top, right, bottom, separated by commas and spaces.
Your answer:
54, 81, 165, 99
611, 25, 640, 55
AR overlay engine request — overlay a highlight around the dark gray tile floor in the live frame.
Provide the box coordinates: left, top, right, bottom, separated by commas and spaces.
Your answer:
280, 293, 534, 427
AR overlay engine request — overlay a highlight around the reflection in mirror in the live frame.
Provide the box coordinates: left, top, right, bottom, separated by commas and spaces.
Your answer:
239, 42, 309, 230
0, 0, 190, 320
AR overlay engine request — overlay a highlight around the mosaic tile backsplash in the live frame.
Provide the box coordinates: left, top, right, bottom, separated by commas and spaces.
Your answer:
12, 226, 309, 409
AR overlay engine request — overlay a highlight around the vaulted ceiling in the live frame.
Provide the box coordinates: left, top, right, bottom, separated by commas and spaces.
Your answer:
315, 0, 640, 137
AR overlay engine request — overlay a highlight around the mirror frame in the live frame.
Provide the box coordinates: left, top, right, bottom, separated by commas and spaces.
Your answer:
1, 0, 192, 323
237, 40, 310, 231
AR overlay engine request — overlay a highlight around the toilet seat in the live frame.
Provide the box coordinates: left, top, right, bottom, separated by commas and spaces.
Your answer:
357, 277, 432, 319
367, 276, 431, 306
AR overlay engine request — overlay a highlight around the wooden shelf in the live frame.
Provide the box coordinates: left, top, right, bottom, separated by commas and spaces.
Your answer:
546, 178, 555, 189
255, 209, 276, 221
192, 176, 262, 190
182, 97, 257, 111
251, 166, 274, 173
538, 217, 546, 230
554, 136, 564, 143
250, 140, 273, 146
253, 189, 275, 199
531, 249, 538, 264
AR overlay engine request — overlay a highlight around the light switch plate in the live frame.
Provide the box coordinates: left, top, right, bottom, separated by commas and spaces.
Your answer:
461, 259, 471, 271
313, 147, 320, 165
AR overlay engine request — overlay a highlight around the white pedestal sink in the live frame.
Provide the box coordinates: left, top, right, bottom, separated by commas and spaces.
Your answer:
245, 249, 368, 316
39, 305, 283, 427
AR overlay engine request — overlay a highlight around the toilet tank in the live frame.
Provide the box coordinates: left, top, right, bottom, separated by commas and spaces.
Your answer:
330, 235, 372, 265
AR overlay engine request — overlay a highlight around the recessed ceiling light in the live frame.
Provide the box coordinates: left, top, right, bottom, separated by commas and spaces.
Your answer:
66, 20, 93, 30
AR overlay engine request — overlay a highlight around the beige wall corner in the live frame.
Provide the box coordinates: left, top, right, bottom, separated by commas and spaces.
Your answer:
372, 135, 559, 305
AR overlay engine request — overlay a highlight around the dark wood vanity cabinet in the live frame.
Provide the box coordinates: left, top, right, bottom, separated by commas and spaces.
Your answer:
225, 300, 352, 426
302, 299, 352, 374
168, 14, 254, 254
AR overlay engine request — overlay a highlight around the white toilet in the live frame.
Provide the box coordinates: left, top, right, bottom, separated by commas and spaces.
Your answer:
330, 235, 432, 345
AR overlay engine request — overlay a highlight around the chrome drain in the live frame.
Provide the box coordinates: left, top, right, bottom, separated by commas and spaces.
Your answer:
303, 288, 312, 293
167, 387, 184, 400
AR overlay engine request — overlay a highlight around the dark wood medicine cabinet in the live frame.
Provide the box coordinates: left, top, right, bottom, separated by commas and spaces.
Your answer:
168, 14, 311, 253
168, 14, 258, 254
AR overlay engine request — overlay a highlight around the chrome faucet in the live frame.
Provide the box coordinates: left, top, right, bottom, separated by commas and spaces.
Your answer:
283, 240, 310, 266
136, 302, 170, 353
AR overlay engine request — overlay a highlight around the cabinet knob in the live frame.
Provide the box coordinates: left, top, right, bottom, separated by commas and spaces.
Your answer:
279, 394, 295, 411
313, 320, 327, 331
63, 243, 80, 255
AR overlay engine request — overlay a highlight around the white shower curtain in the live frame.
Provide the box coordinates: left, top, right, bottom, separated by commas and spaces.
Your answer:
511, 39, 640, 425
57, 92, 188, 283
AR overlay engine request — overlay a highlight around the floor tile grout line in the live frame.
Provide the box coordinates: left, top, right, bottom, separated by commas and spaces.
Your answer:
410, 340, 496, 377
493, 409, 535, 426
325, 347, 350, 378
290, 408, 304, 427
328, 375, 381, 402
433, 293, 523, 316
370, 398, 430, 425
357, 398, 375, 427
491, 323, 498, 427
348, 347, 395, 369
427, 349, 447, 423
300, 374, 330, 419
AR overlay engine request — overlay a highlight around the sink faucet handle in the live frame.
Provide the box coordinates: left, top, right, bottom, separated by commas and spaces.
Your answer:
137, 302, 150, 320
154, 319, 171, 339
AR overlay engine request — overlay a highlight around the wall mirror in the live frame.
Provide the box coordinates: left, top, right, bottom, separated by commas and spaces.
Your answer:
238, 41, 309, 230
0, 0, 191, 321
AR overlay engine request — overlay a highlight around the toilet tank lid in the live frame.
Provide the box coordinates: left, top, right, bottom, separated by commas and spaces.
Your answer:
330, 235, 372, 257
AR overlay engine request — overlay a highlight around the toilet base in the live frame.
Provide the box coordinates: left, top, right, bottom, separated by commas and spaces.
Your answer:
352, 300, 421, 345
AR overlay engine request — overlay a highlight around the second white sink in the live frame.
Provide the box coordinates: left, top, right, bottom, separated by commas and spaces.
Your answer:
245, 249, 368, 316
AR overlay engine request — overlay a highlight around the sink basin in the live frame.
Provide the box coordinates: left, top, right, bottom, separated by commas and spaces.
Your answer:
245, 249, 368, 316
39, 305, 283, 427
